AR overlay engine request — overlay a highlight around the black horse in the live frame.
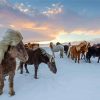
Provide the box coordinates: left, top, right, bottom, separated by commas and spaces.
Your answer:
18, 48, 57, 79
86, 46, 100, 63
63, 45, 69, 55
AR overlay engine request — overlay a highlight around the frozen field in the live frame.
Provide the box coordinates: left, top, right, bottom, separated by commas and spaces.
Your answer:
1, 47, 100, 100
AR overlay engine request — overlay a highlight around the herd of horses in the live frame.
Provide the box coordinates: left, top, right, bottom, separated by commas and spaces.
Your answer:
50, 41, 100, 63
0, 29, 100, 96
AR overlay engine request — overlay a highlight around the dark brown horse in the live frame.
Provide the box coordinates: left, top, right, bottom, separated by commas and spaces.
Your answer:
18, 48, 57, 79
0, 41, 28, 96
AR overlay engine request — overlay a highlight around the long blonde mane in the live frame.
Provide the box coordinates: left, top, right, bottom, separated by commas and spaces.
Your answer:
0, 29, 23, 63
76, 41, 87, 51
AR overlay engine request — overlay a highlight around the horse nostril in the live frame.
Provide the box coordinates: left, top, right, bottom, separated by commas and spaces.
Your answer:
54, 69, 57, 73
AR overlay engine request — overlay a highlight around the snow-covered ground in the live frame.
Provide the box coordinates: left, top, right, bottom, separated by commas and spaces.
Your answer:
1, 47, 100, 100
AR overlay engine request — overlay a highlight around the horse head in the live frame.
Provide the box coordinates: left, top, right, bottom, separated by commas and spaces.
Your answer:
49, 42, 53, 49
76, 41, 88, 51
8, 41, 28, 62
48, 56, 57, 74
40, 48, 57, 74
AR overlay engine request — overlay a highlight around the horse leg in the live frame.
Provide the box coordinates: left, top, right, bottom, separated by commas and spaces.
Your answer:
71, 53, 74, 60
0, 70, 4, 95
52, 51, 55, 58
74, 54, 77, 63
20, 62, 23, 74
89, 57, 91, 63
78, 53, 80, 63
81, 53, 83, 59
75, 57, 77, 63
97, 57, 100, 63
25, 63, 29, 73
74, 53, 77, 63
83, 54, 86, 60
60, 51, 63, 58
68, 52, 70, 58
60, 51, 61, 58
8, 72, 15, 96
34, 65, 38, 79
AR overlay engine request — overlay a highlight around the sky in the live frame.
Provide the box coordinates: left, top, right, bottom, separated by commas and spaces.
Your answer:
0, 0, 100, 44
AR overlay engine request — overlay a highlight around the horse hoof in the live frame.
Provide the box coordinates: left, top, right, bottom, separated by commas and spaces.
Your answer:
20, 72, 23, 74
0, 91, 3, 95
34, 77, 39, 79
26, 71, 29, 74
9, 91, 15, 96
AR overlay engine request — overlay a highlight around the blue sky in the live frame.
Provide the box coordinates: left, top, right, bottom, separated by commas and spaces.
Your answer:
0, 0, 100, 43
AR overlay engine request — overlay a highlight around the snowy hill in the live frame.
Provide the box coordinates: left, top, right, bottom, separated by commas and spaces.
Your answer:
1, 47, 100, 100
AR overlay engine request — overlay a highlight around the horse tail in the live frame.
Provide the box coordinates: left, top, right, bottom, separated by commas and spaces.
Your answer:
17, 61, 23, 71
67, 46, 71, 57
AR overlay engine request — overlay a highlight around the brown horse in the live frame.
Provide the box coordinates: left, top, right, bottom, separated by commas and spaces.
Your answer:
68, 41, 88, 63
26, 42, 39, 49
0, 41, 28, 96
81, 42, 91, 59
18, 47, 57, 79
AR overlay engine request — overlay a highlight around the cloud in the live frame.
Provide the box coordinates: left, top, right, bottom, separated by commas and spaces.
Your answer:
42, 3, 63, 17
13, 3, 40, 17
0, 0, 100, 43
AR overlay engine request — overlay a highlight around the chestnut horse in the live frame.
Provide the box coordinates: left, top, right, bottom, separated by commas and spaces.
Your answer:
0, 41, 28, 96
68, 41, 88, 63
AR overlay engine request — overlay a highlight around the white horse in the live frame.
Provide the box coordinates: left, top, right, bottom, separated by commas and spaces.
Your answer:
49, 42, 64, 58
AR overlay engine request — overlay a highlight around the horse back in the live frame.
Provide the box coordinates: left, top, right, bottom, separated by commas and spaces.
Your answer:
87, 47, 100, 57
25, 48, 41, 65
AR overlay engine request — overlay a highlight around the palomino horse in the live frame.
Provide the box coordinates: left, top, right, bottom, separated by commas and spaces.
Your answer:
49, 42, 64, 58
67, 41, 88, 63
81, 42, 91, 60
0, 42, 28, 95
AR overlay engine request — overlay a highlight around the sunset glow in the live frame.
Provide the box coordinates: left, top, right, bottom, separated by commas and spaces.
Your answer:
0, 0, 100, 44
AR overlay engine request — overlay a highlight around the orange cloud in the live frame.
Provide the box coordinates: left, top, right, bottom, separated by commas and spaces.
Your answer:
9, 21, 49, 31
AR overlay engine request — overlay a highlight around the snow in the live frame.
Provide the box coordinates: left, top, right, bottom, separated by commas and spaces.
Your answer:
1, 47, 100, 100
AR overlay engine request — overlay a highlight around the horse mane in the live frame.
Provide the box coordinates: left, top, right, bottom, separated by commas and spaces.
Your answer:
40, 48, 52, 56
4, 29, 23, 45
0, 29, 23, 63
3, 45, 12, 58
75, 41, 88, 52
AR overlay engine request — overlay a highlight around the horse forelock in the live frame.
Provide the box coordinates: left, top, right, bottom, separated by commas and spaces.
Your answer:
4, 29, 23, 46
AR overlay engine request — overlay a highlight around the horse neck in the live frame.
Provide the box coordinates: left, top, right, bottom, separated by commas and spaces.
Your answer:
50, 44, 54, 49
41, 53, 49, 64
4, 47, 14, 60
78, 43, 84, 48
